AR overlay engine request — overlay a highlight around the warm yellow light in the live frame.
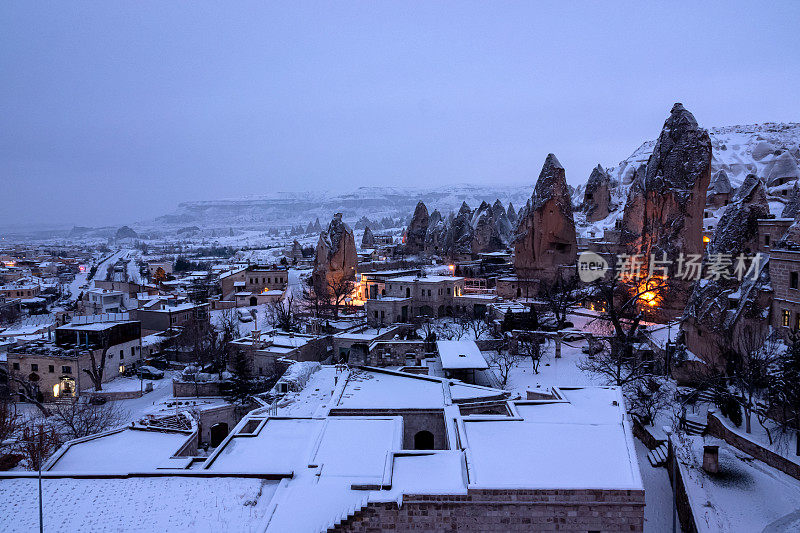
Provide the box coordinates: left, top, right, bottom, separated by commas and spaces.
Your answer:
53, 383, 60, 398
703, 236, 710, 244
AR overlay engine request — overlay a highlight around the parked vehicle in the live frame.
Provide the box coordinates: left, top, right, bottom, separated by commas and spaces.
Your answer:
137, 365, 165, 380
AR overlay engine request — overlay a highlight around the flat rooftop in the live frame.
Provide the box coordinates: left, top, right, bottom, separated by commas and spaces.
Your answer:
437, 340, 488, 370
461, 387, 642, 490
334, 368, 448, 410
386, 275, 463, 283
48, 428, 192, 473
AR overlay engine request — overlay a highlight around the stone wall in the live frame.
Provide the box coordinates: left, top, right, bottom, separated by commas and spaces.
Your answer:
706, 410, 800, 481
367, 341, 429, 367
173, 380, 225, 397
330, 488, 644, 532
328, 408, 447, 450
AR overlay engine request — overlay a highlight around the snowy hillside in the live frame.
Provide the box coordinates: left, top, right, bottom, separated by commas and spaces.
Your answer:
576, 122, 800, 238
144, 184, 533, 234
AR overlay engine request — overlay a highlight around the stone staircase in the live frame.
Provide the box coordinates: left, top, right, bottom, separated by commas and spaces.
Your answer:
646, 443, 669, 467
685, 414, 707, 436
323, 496, 370, 532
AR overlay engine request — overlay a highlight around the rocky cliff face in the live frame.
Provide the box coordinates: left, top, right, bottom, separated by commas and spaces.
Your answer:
405, 201, 430, 254
513, 153, 578, 281
312, 213, 357, 294
581, 165, 613, 223
620, 103, 712, 313
683, 174, 771, 368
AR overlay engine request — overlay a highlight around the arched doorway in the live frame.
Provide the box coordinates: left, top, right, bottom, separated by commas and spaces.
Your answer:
414, 430, 434, 450
249, 296, 258, 306
210, 423, 229, 447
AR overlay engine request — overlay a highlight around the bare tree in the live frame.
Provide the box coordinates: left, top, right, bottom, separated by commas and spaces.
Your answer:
325, 277, 356, 318
269, 294, 299, 332
517, 332, 544, 374
0, 367, 49, 416
0, 393, 20, 455
17, 420, 61, 471
487, 350, 522, 389
82, 330, 112, 392
49, 400, 128, 440
721, 327, 781, 434
626, 377, 673, 426
540, 276, 580, 358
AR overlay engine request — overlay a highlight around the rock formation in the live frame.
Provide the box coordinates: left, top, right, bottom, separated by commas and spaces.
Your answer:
766, 151, 799, 189
683, 174, 770, 368
471, 203, 504, 254
581, 165, 613, 223
290, 240, 303, 261
361, 226, 375, 249
513, 153, 578, 281
619, 103, 712, 314
706, 170, 733, 208
782, 185, 800, 219
507, 202, 517, 225
424, 210, 447, 255
405, 201, 429, 254
445, 202, 475, 257
312, 213, 357, 295
115, 226, 138, 240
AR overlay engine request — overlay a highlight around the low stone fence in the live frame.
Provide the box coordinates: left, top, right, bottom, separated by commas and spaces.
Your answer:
666, 443, 700, 533
706, 410, 800, 481
632, 417, 667, 450
173, 380, 225, 398
83, 389, 143, 401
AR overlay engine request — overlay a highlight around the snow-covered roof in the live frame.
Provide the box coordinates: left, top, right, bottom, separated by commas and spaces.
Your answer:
461, 387, 642, 490
386, 275, 463, 283
0, 477, 278, 532
47, 428, 192, 473
437, 340, 488, 370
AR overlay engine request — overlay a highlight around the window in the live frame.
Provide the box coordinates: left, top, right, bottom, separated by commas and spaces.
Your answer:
765, 234, 771, 246
31, 364, 38, 372
131, 347, 135, 356
12, 363, 19, 370
791, 272, 798, 290
783, 309, 791, 327
62, 366, 72, 374
796, 313, 800, 331
447, 287, 451, 295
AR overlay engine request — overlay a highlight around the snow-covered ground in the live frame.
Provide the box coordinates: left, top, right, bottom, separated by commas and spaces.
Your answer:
677, 434, 800, 532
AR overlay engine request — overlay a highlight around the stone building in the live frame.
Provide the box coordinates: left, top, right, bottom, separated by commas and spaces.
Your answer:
7, 319, 142, 401
219, 264, 289, 304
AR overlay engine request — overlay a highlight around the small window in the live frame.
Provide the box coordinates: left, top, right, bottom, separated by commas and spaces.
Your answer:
765, 235, 771, 246
49, 365, 54, 373
131, 347, 135, 356
783, 309, 791, 327
62, 366, 72, 374
791, 272, 798, 290
12, 363, 19, 370
31, 364, 38, 372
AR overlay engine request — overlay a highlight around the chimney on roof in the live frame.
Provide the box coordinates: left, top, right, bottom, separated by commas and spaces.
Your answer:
702, 445, 719, 474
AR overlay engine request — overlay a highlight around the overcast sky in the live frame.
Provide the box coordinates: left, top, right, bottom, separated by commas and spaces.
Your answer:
1, 1, 798, 228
